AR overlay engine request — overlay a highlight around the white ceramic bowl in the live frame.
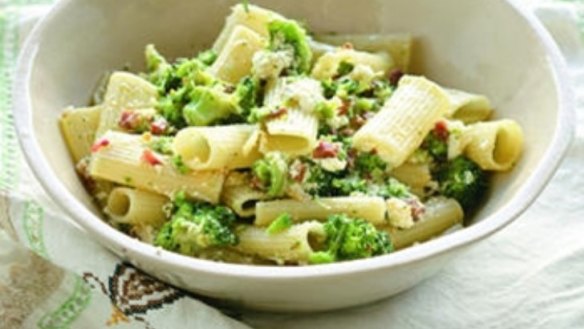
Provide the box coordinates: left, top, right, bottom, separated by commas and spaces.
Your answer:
14, 0, 574, 312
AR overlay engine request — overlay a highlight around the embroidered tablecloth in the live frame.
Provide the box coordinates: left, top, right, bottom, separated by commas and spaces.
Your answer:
1, 1, 583, 328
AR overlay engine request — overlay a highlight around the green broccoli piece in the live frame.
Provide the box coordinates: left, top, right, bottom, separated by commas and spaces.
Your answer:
266, 213, 293, 235
235, 76, 262, 118
174, 58, 215, 86
252, 152, 289, 197
302, 162, 340, 196
354, 151, 387, 177
145, 45, 180, 93
145, 44, 169, 73
437, 156, 488, 211
183, 86, 238, 126
314, 101, 336, 121
423, 130, 448, 161
268, 20, 313, 74
372, 79, 394, 104
331, 174, 367, 196
157, 87, 189, 127
154, 193, 238, 255
335, 78, 360, 98
309, 214, 393, 264
149, 137, 174, 155
336, 61, 355, 77
196, 49, 218, 66
171, 155, 191, 174
368, 177, 411, 199
321, 79, 338, 99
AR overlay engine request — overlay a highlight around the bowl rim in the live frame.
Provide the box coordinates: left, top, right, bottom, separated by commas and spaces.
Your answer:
12, 0, 575, 279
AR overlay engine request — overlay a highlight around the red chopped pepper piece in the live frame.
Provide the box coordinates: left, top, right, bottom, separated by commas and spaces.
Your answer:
141, 149, 163, 166
433, 120, 449, 141
118, 110, 138, 130
150, 118, 168, 135
91, 138, 110, 153
313, 141, 339, 159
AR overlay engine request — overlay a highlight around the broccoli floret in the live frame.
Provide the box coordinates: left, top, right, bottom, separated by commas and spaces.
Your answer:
309, 214, 393, 264
235, 76, 262, 118
354, 151, 387, 178
314, 101, 337, 122
423, 130, 448, 161
268, 20, 313, 75
183, 86, 238, 126
372, 79, 394, 104
331, 174, 367, 196
149, 137, 174, 155
336, 78, 360, 98
321, 79, 338, 99
197, 49, 218, 66
252, 152, 289, 197
145, 45, 181, 93
154, 193, 238, 255
266, 213, 293, 235
336, 61, 355, 77
174, 58, 215, 86
171, 155, 191, 174
157, 87, 189, 127
437, 156, 488, 211
303, 162, 341, 196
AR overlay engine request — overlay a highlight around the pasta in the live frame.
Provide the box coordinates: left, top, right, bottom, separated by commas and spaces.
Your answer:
213, 4, 283, 53
312, 33, 412, 72
311, 49, 393, 81
105, 187, 169, 226
209, 25, 266, 84
353, 75, 451, 168
462, 119, 524, 171
260, 109, 319, 155
255, 196, 387, 226
95, 72, 158, 138
173, 124, 261, 170
60, 106, 102, 163
221, 172, 269, 217
445, 88, 493, 123
233, 221, 326, 265
89, 131, 225, 203
59, 3, 524, 266
385, 197, 463, 249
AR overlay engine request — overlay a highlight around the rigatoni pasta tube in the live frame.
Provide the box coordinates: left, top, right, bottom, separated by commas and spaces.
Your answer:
260, 109, 318, 156
105, 187, 169, 227
311, 49, 393, 80
463, 119, 524, 171
212, 4, 283, 53
95, 72, 158, 138
387, 197, 463, 250
390, 163, 432, 191
60, 106, 102, 163
173, 124, 261, 170
353, 75, 450, 168
255, 196, 387, 226
313, 33, 413, 72
89, 131, 225, 203
445, 88, 492, 124
209, 25, 266, 84
233, 221, 326, 264
221, 172, 268, 218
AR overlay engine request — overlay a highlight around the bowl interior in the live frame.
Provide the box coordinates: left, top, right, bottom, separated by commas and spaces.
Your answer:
24, 0, 561, 244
